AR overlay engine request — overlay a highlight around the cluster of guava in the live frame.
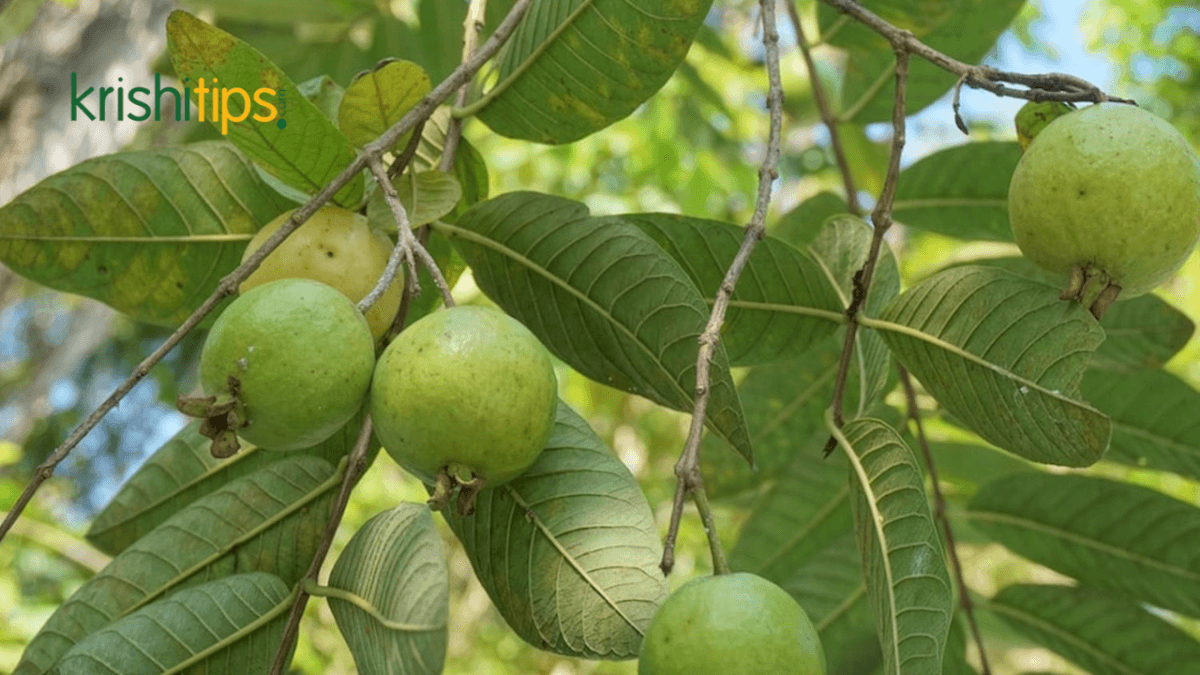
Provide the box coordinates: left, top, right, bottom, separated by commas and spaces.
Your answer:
178, 206, 558, 511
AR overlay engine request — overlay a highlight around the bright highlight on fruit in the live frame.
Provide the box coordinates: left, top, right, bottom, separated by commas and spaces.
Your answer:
370, 305, 558, 514
184, 278, 376, 456
1008, 102, 1200, 318
638, 572, 827, 675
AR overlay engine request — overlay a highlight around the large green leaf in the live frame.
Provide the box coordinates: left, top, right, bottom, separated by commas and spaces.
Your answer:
16, 456, 339, 675
338, 59, 431, 150
437, 192, 751, 459
1083, 368, 1200, 480
86, 412, 378, 556
772, 191, 849, 247
472, 0, 714, 143
0, 141, 288, 327
892, 142, 1020, 242
989, 584, 1200, 675
822, 0, 1025, 123
50, 573, 295, 675
327, 504, 448, 675
969, 472, 1200, 618
839, 418, 953, 675
442, 402, 667, 659
625, 213, 843, 365
167, 10, 364, 207
872, 265, 1110, 466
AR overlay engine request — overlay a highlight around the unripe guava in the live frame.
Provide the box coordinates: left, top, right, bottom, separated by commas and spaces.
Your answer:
370, 306, 557, 490
638, 572, 826, 675
199, 278, 376, 451
241, 206, 402, 341
1008, 103, 1200, 302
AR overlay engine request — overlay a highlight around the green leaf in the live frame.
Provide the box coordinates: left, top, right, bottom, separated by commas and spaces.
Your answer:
16, 456, 339, 675
988, 584, 1200, 675
1090, 295, 1195, 371
436, 192, 751, 460
873, 265, 1110, 466
0, 141, 288, 327
327, 503, 448, 675
625, 213, 844, 365
780, 536, 882, 675
826, 0, 1025, 123
167, 10, 364, 207
442, 402, 668, 659
772, 191, 849, 247
943, 615, 978, 675
729, 442, 854, 583
51, 573, 295, 675
412, 107, 490, 220
892, 142, 1020, 242
839, 418, 953, 675
1083, 368, 1200, 480
927, 441, 1032, 498
417, 0, 466, 83
338, 59, 432, 150
368, 171, 463, 231
182, 0, 375, 24
970, 472, 1200, 618
86, 412, 378, 556
298, 74, 345, 123
472, 0, 714, 143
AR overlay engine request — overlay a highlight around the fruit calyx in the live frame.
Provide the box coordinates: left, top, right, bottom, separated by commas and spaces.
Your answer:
176, 384, 245, 458
427, 464, 488, 517
1058, 263, 1121, 320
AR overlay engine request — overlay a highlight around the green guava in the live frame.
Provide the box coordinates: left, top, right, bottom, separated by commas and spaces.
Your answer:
241, 206, 403, 341
196, 278, 375, 452
638, 572, 827, 675
369, 306, 557, 501
1008, 102, 1200, 315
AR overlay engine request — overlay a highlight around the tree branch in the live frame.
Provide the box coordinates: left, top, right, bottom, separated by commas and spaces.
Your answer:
659, 0, 784, 577
440, 0, 489, 173
0, 0, 533, 550
899, 366, 992, 674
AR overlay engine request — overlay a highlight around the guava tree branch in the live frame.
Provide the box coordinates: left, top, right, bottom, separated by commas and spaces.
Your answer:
899, 367, 992, 674
816, 0, 1132, 131
440, 0, 489, 173
786, 1, 861, 216
0, 0, 533, 549
659, 0, 784, 577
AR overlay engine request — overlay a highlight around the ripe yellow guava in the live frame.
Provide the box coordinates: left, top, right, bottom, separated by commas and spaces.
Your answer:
370, 306, 557, 499
198, 278, 375, 452
240, 206, 402, 341
638, 572, 826, 675
1008, 102, 1200, 314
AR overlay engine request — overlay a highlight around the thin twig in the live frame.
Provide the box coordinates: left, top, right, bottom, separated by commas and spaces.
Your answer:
823, 46, 908, 456
440, 0, 490, 173
366, 157, 456, 308
387, 118, 428, 179
786, 1, 861, 216
0, 0, 533, 549
659, 0, 784, 577
899, 366, 992, 675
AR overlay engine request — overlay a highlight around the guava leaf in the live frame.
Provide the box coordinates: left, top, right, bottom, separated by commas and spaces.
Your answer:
838, 418, 953, 675
298, 74, 345, 123
338, 59, 431, 151
416, 0, 466, 83
438, 191, 751, 460
180, 0, 374, 24
0, 142, 289, 327
892, 142, 1021, 242
989, 584, 1200, 675
16, 456, 339, 675
411, 108, 489, 221
50, 573, 295, 675
624, 213, 843, 365
873, 265, 1111, 467
1082, 368, 1200, 480
86, 412, 378, 556
327, 504, 448, 675
772, 191, 849, 247
442, 402, 668, 659
167, 10, 364, 207
821, 0, 1024, 123
368, 170, 462, 231
942, 615, 977, 675
472, 0, 714, 143
969, 472, 1200, 619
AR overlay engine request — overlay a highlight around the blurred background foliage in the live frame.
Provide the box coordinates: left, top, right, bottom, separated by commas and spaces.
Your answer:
1, 0, 1199, 673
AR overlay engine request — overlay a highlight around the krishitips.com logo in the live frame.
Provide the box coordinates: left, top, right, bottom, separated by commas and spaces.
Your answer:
69, 73, 286, 134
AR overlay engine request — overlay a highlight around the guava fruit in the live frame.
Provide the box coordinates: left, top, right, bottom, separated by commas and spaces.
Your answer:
1008, 102, 1200, 317
638, 572, 826, 675
369, 306, 557, 512
189, 278, 375, 455
241, 206, 403, 341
